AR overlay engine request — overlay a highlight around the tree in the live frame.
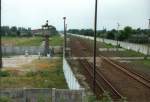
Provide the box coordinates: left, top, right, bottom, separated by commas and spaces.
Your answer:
10, 26, 18, 36
1, 26, 10, 36
123, 26, 133, 38
106, 31, 115, 40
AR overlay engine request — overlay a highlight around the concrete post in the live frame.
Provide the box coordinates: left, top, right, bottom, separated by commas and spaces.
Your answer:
52, 88, 56, 102
81, 88, 85, 102
23, 88, 27, 102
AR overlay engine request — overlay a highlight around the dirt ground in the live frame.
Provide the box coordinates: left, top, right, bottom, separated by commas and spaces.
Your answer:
2, 55, 48, 75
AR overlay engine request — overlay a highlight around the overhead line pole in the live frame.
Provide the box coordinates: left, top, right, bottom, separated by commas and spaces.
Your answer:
0, 0, 2, 69
147, 19, 150, 58
93, 0, 98, 93
63, 17, 67, 57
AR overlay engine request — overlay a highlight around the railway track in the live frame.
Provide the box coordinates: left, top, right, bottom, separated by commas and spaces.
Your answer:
100, 56, 150, 89
70, 36, 150, 89
79, 59, 123, 100
69, 35, 150, 101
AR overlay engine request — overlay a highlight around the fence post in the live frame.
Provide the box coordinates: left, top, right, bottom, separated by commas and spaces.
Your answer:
52, 88, 56, 102
23, 88, 27, 102
81, 88, 85, 102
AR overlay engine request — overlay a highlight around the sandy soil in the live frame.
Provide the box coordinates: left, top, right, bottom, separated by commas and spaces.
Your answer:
2, 55, 42, 73
2, 55, 40, 67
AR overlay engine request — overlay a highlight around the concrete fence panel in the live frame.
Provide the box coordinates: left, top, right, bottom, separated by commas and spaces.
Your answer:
70, 34, 150, 55
0, 88, 85, 102
63, 57, 81, 90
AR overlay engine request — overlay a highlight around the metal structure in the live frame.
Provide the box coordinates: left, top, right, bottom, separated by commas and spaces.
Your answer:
42, 20, 51, 56
63, 17, 67, 57
93, 0, 98, 93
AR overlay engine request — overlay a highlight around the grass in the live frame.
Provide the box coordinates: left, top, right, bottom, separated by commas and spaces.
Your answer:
142, 60, 150, 67
0, 58, 67, 89
2, 36, 43, 46
134, 59, 150, 68
102, 43, 114, 48
2, 35, 63, 46
49, 35, 63, 46
0, 96, 12, 102
121, 49, 145, 57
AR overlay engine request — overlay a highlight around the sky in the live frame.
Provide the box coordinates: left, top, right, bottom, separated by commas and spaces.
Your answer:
1, 0, 150, 30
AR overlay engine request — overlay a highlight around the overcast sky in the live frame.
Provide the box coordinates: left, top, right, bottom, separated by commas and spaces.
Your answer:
1, 0, 150, 30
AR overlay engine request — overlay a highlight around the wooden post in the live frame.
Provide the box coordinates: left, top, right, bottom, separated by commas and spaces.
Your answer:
93, 0, 98, 94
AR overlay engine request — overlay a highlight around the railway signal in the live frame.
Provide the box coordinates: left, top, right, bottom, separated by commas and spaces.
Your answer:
93, 0, 98, 93
42, 20, 51, 56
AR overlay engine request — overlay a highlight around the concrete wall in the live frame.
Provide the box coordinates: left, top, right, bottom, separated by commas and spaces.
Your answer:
63, 57, 81, 90
0, 88, 85, 102
70, 34, 150, 55
2, 46, 63, 55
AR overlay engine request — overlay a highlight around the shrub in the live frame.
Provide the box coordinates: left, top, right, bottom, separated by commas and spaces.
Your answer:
0, 96, 12, 102
0, 71, 10, 77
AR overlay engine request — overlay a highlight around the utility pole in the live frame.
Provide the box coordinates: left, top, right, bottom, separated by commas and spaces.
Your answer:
102, 26, 105, 43
93, 0, 98, 94
147, 19, 150, 58
116, 23, 120, 51
63, 17, 67, 57
0, 0, 2, 69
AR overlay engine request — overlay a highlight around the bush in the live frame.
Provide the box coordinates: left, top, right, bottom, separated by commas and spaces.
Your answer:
0, 71, 10, 77
0, 96, 12, 102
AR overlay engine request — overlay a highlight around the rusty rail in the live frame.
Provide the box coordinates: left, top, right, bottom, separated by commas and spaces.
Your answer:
79, 59, 123, 100
101, 56, 150, 89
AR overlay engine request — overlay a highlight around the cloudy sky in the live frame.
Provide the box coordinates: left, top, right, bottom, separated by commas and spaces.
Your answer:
1, 0, 150, 30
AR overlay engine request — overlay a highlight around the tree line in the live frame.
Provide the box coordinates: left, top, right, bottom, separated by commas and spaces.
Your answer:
68, 26, 150, 43
1, 26, 32, 37
1, 25, 58, 37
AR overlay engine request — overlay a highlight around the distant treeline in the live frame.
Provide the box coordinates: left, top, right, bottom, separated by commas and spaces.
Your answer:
1, 26, 32, 37
68, 26, 150, 43
1, 25, 58, 37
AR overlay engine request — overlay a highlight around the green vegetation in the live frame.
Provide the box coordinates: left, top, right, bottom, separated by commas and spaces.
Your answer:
85, 92, 113, 102
135, 59, 150, 68
68, 26, 150, 44
122, 49, 144, 57
142, 60, 150, 67
0, 96, 12, 102
49, 35, 63, 46
102, 43, 114, 48
2, 37, 43, 46
0, 58, 67, 89
0, 71, 10, 77
2, 35, 63, 46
